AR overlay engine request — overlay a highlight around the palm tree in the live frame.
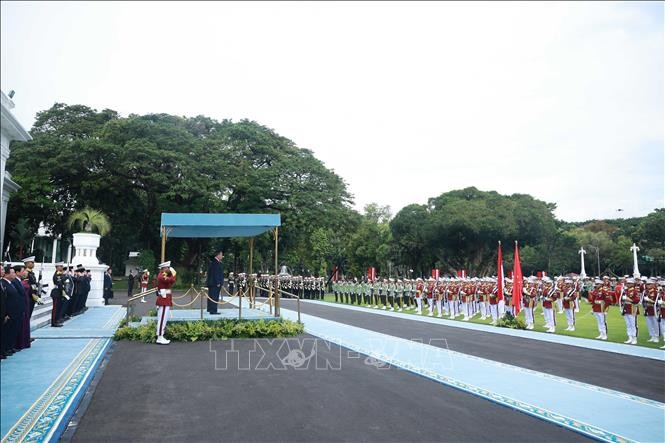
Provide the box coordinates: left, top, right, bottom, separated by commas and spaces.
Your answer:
67, 207, 112, 236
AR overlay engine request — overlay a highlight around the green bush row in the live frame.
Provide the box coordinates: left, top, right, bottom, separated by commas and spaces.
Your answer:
113, 318, 304, 343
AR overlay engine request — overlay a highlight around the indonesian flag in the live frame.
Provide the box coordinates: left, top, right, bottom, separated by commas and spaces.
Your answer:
367, 267, 376, 281
432, 268, 440, 280
512, 241, 523, 316
332, 265, 339, 282
497, 241, 504, 302
456, 269, 466, 278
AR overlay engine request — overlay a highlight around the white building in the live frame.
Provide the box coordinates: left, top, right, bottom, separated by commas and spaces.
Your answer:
1, 90, 32, 252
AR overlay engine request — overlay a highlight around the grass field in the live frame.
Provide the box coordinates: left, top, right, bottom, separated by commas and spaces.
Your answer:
313, 294, 664, 350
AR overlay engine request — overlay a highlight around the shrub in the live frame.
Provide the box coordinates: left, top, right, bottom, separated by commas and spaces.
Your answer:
495, 312, 527, 329
113, 318, 304, 342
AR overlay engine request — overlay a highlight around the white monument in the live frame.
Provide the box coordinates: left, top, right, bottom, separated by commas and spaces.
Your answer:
578, 247, 587, 279
1, 90, 31, 251
631, 243, 640, 279
71, 232, 108, 307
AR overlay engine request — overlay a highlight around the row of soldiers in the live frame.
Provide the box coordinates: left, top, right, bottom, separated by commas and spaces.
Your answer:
226, 273, 327, 300
50, 262, 93, 327
329, 275, 665, 347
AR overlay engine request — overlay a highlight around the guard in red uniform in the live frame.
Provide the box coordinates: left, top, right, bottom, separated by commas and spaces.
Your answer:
155, 261, 177, 345
588, 279, 607, 340
621, 278, 641, 345
448, 280, 459, 319
139, 269, 150, 303
562, 279, 578, 331
542, 279, 559, 333
414, 278, 424, 314
657, 281, 665, 349
523, 278, 538, 330
642, 279, 658, 342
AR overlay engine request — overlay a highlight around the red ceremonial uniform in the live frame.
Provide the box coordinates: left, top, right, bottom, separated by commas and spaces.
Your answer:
155, 270, 177, 307
643, 287, 657, 316
562, 286, 578, 310
589, 287, 609, 313
543, 288, 559, 309
613, 283, 623, 305
448, 284, 457, 301
416, 281, 424, 299
140, 273, 149, 290
621, 287, 640, 315
426, 282, 434, 299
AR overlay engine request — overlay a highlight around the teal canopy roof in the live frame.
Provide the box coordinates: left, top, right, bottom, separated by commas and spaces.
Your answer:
160, 213, 281, 238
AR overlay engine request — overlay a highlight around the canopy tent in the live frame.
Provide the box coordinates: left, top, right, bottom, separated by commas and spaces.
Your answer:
159, 212, 283, 316
160, 212, 281, 265
160, 213, 281, 238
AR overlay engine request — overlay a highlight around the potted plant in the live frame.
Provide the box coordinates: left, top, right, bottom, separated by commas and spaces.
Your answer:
68, 207, 111, 264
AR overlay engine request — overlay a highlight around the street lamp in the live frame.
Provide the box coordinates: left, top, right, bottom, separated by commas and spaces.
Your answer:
585, 244, 600, 276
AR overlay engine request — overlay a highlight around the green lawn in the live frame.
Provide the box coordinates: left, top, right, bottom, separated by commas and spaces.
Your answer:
315, 294, 664, 350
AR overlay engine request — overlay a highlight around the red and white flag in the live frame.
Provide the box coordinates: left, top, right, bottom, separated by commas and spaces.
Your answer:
512, 241, 523, 316
497, 241, 504, 302
367, 267, 376, 281
456, 269, 467, 279
432, 268, 440, 280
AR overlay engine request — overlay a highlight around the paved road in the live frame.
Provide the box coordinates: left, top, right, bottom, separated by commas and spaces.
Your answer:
277, 299, 665, 402
71, 337, 588, 442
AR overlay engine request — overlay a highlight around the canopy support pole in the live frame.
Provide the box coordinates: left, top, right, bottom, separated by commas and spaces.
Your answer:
274, 227, 280, 317
161, 227, 168, 262
249, 237, 254, 308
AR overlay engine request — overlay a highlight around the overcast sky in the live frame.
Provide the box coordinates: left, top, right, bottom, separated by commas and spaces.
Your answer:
1, 1, 663, 222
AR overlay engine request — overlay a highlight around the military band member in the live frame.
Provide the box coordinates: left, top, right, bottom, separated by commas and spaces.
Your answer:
434, 279, 444, 317
523, 278, 538, 330
503, 279, 513, 316
621, 278, 641, 345
155, 261, 177, 345
542, 279, 559, 333
488, 280, 500, 325
138, 269, 150, 303
414, 278, 424, 314
425, 278, 434, 316
447, 279, 459, 319
588, 279, 608, 340
562, 279, 577, 331
643, 279, 659, 342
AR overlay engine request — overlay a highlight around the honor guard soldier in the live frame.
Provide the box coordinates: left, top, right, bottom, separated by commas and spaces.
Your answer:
643, 279, 659, 342
414, 278, 424, 314
155, 261, 177, 345
542, 279, 559, 333
488, 280, 500, 324
523, 277, 538, 330
140, 269, 150, 303
621, 278, 641, 344
21, 256, 41, 316
562, 279, 577, 331
589, 279, 609, 340
657, 280, 665, 348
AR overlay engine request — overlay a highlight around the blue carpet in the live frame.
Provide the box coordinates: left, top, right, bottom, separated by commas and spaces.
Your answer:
1, 306, 125, 442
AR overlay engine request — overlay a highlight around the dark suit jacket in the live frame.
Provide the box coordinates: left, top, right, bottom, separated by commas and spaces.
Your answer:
1, 279, 23, 318
206, 258, 224, 288
103, 273, 113, 299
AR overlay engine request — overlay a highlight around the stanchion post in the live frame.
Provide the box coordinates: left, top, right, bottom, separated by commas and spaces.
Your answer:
297, 295, 301, 323
200, 288, 203, 320
239, 288, 243, 319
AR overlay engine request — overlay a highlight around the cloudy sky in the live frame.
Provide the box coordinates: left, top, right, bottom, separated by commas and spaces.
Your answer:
1, 1, 663, 222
